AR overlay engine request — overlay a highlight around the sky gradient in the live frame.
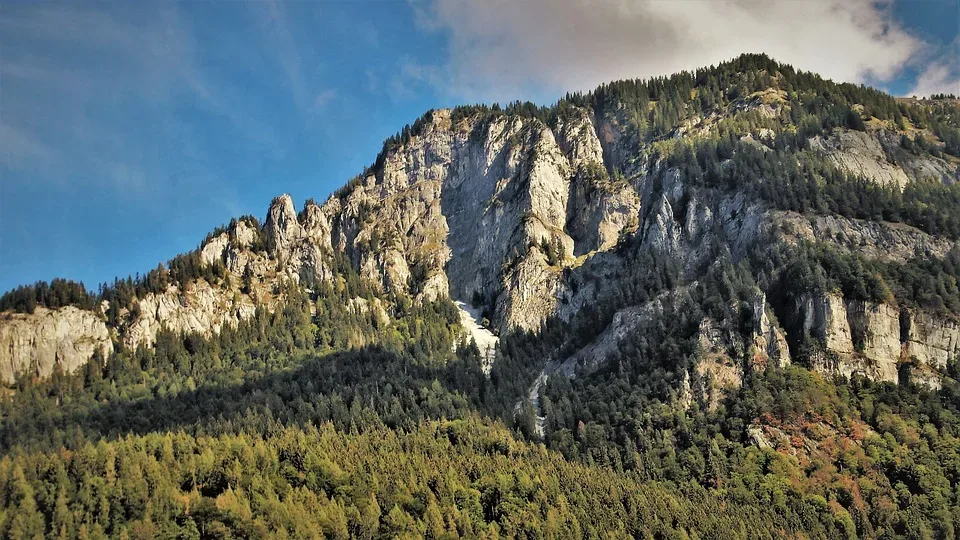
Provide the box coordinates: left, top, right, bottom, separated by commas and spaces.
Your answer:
1, 0, 958, 293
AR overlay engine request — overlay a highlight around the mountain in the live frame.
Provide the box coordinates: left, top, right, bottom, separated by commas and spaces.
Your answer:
2, 54, 960, 537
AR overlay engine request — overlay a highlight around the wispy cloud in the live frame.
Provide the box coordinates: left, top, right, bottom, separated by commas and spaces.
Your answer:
388, 58, 443, 101
0, 123, 52, 171
311, 89, 338, 110
0, 1, 284, 197
259, 0, 310, 110
252, 0, 339, 117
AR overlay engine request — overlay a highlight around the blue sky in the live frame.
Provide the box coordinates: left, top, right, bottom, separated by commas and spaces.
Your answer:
1, 0, 957, 294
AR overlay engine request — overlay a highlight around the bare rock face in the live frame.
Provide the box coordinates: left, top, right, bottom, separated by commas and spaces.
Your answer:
123, 279, 264, 349
906, 312, 960, 371
0, 307, 113, 384
801, 292, 855, 356
200, 234, 231, 267
846, 301, 902, 383
265, 194, 304, 262
551, 288, 793, 412
750, 293, 791, 370
5, 95, 958, 392
560, 288, 688, 376
122, 211, 300, 349
795, 290, 957, 387
797, 292, 900, 382
319, 109, 587, 333
810, 129, 910, 189
695, 318, 746, 410
810, 128, 957, 189
261, 196, 329, 285
876, 130, 958, 185
556, 107, 640, 254
775, 212, 954, 263
643, 195, 683, 255
201, 218, 264, 275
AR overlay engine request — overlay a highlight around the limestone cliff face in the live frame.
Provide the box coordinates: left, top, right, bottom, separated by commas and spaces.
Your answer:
907, 312, 960, 371
750, 292, 791, 370
315, 108, 624, 332
556, 107, 640, 254
810, 130, 910, 189
695, 318, 746, 410
775, 212, 954, 263
793, 290, 959, 387
796, 292, 896, 382
123, 280, 260, 349
631, 165, 769, 272
550, 287, 792, 411
800, 292, 856, 357
1, 103, 633, 378
122, 209, 303, 349
810, 128, 956, 188
0, 307, 113, 384
561, 289, 684, 376
692, 293, 793, 410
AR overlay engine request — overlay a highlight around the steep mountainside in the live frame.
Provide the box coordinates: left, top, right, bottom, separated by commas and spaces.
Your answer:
2, 55, 960, 537
4, 55, 958, 388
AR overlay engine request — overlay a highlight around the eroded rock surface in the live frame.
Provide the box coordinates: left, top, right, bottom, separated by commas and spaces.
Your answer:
0, 307, 113, 384
794, 291, 959, 387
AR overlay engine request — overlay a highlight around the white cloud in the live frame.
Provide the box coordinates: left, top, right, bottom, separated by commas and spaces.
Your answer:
258, 0, 310, 110
909, 63, 960, 97
907, 38, 959, 97
389, 59, 444, 101
410, 0, 925, 101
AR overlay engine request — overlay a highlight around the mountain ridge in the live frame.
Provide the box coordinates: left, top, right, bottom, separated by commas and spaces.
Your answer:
2, 53, 959, 389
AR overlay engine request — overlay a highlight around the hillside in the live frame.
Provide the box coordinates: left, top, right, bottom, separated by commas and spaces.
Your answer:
2, 54, 960, 537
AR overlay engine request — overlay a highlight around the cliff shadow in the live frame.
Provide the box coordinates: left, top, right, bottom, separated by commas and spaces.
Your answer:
1, 345, 493, 451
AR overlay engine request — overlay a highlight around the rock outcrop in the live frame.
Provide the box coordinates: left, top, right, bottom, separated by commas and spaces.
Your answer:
809, 128, 957, 188
123, 279, 264, 349
750, 293, 791, 370
906, 311, 960, 372
0, 307, 113, 384
319, 108, 608, 332
810, 129, 911, 189
695, 318, 746, 410
800, 292, 857, 358
454, 301, 498, 374
794, 291, 959, 387
775, 212, 954, 262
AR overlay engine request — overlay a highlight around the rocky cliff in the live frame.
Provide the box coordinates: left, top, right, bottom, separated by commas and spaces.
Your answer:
1, 65, 957, 394
0, 307, 113, 384
810, 128, 957, 188
793, 291, 959, 387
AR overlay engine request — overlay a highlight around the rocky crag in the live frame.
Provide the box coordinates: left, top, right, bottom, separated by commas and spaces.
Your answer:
2, 57, 958, 396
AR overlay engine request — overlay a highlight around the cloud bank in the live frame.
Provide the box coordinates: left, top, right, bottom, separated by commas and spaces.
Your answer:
412, 0, 928, 101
